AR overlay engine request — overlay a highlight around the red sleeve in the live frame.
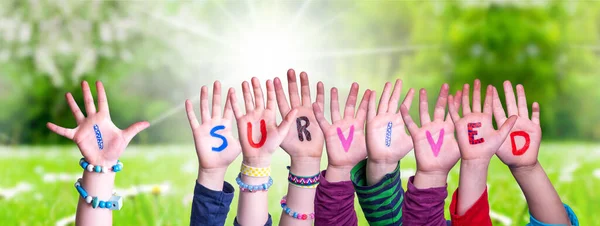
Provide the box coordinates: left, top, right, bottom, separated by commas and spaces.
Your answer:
449, 187, 492, 226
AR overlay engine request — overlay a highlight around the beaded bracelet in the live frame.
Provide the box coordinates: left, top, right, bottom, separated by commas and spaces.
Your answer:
287, 166, 320, 188
74, 178, 122, 210
235, 173, 273, 192
240, 163, 271, 177
280, 195, 315, 220
79, 158, 123, 173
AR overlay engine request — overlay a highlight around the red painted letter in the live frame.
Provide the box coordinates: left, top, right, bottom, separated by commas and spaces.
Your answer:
510, 131, 530, 156
247, 120, 267, 148
468, 122, 484, 145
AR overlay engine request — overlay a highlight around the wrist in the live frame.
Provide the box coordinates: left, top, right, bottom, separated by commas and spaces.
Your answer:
290, 157, 321, 176
197, 167, 227, 191
81, 170, 115, 200
413, 170, 448, 189
243, 156, 272, 168
366, 159, 397, 186
510, 161, 542, 177
461, 158, 491, 168
325, 164, 353, 182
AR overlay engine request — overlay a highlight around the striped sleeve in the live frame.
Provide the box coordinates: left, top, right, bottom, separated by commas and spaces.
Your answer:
350, 159, 404, 226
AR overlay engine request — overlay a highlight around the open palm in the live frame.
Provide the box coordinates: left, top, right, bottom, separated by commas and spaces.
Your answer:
366, 80, 414, 164
401, 84, 462, 174
448, 80, 517, 162
493, 81, 541, 168
274, 70, 324, 159
313, 83, 370, 168
47, 81, 149, 166
230, 77, 297, 167
186, 81, 241, 170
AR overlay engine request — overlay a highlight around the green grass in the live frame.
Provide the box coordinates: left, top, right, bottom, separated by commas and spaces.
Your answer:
0, 142, 597, 225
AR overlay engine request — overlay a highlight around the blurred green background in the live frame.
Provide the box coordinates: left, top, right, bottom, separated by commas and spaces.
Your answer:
0, 0, 598, 225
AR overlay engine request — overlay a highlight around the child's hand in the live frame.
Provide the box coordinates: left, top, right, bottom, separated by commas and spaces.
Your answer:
274, 70, 324, 161
47, 81, 149, 166
185, 81, 241, 173
448, 80, 517, 163
400, 84, 462, 187
492, 81, 541, 169
313, 83, 371, 181
230, 77, 297, 167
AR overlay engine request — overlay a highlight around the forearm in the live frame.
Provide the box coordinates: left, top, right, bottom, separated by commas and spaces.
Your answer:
237, 159, 271, 225
279, 157, 320, 226
76, 170, 115, 226
366, 159, 397, 186
457, 159, 489, 215
325, 164, 352, 182
511, 162, 570, 224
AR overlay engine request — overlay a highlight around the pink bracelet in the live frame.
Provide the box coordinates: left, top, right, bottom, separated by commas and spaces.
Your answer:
280, 195, 315, 220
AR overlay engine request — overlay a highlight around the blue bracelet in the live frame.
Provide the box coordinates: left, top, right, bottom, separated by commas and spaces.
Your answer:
74, 178, 122, 210
235, 173, 273, 192
79, 158, 123, 173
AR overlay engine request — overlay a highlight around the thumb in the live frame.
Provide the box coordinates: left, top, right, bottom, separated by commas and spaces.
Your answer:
497, 115, 518, 142
277, 109, 298, 136
123, 121, 150, 144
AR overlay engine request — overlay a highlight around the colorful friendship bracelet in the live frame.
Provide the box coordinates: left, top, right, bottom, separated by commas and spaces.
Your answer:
74, 178, 122, 210
235, 173, 273, 192
79, 158, 123, 173
280, 195, 315, 220
240, 163, 271, 177
286, 166, 320, 188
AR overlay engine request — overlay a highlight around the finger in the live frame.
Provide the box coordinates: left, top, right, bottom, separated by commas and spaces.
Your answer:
516, 84, 529, 119
223, 88, 234, 120
212, 81, 222, 119
200, 86, 210, 123
531, 102, 540, 125
483, 85, 493, 114
492, 87, 507, 125
251, 77, 265, 110
367, 90, 377, 121
448, 95, 460, 122
266, 79, 276, 111
185, 99, 200, 130
377, 82, 392, 114
387, 79, 403, 113
287, 69, 301, 107
96, 81, 109, 113
400, 105, 419, 132
400, 88, 416, 113
330, 87, 341, 122
300, 71, 312, 106
66, 93, 85, 123
503, 80, 518, 116
46, 122, 75, 139
433, 84, 449, 121
241, 81, 254, 112
356, 90, 371, 125
462, 83, 471, 114
419, 88, 431, 125
81, 81, 97, 116
274, 77, 291, 118
316, 81, 325, 110
123, 121, 151, 144
445, 90, 461, 122
312, 102, 331, 131
472, 79, 482, 113
277, 109, 298, 135
229, 88, 243, 119
497, 115, 518, 142
344, 83, 359, 119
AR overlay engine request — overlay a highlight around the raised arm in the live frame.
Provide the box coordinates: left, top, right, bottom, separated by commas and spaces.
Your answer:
447, 80, 517, 223
274, 70, 324, 226
399, 84, 461, 225
230, 77, 297, 226
47, 81, 149, 226
492, 81, 574, 225
312, 82, 371, 226
186, 82, 242, 225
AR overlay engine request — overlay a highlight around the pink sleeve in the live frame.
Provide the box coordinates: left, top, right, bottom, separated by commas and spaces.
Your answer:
314, 170, 358, 226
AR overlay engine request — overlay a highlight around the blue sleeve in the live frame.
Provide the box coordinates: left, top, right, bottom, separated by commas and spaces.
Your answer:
190, 181, 234, 226
527, 204, 579, 226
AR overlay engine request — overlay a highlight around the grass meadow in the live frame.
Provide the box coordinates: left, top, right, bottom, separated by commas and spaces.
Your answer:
0, 142, 597, 226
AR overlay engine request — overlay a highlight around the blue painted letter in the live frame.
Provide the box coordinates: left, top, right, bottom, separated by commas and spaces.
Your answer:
210, 125, 228, 152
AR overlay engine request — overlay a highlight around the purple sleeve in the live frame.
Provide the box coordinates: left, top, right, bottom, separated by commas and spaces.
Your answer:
314, 170, 358, 226
403, 176, 449, 226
